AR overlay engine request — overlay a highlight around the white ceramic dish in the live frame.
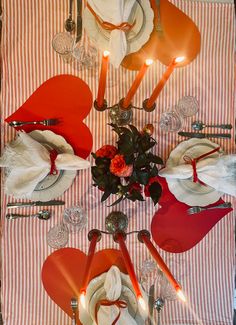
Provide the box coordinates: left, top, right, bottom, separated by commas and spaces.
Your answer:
79, 271, 147, 325
166, 138, 222, 206
83, 0, 154, 55
28, 130, 77, 201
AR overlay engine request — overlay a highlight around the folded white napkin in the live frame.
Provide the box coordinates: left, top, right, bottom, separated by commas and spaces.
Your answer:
93, 266, 138, 325
159, 155, 236, 197
0, 132, 90, 197
88, 0, 135, 68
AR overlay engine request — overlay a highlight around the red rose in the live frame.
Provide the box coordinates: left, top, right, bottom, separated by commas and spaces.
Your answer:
144, 176, 160, 197
129, 183, 142, 194
95, 145, 117, 159
110, 154, 133, 177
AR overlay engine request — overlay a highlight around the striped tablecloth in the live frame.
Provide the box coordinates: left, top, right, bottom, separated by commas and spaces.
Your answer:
1, 1, 235, 324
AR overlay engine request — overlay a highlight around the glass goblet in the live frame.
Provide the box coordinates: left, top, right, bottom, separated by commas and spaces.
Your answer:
159, 108, 183, 132
177, 96, 199, 118
47, 223, 69, 249
63, 205, 87, 233
72, 43, 98, 68
52, 32, 74, 63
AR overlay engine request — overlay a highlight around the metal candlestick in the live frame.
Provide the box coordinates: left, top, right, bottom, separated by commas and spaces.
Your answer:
154, 297, 165, 325
94, 98, 155, 126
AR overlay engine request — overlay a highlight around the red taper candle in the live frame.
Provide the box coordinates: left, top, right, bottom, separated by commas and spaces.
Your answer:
145, 57, 185, 111
115, 232, 142, 298
80, 230, 101, 305
96, 50, 110, 109
138, 230, 186, 302
122, 59, 153, 110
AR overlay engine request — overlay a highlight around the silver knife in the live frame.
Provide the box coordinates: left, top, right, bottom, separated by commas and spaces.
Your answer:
7, 200, 65, 208
76, 0, 82, 43
148, 284, 155, 325
178, 131, 231, 139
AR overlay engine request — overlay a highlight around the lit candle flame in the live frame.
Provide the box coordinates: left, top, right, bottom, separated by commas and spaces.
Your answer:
138, 295, 147, 310
174, 56, 185, 64
103, 50, 110, 58
145, 59, 153, 66
176, 289, 187, 302
80, 291, 86, 308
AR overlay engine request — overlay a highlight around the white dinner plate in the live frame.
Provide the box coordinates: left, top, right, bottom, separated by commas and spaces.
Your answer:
28, 130, 77, 201
166, 138, 223, 206
79, 271, 148, 325
83, 0, 154, 55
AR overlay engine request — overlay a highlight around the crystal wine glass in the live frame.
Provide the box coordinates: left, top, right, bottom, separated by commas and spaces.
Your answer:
63, 205, 87, 233
47, 223, 69, 249
52, 32, 74, 63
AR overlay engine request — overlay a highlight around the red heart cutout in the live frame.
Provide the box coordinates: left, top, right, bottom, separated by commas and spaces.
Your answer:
5, 75, 93, 158
151, 177, 233, 253
41, 248, 127, 324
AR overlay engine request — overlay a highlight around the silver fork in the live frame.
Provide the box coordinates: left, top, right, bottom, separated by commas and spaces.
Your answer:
187, 202, 232, 215
70, 297, 78, 325
8, 119, 59, 127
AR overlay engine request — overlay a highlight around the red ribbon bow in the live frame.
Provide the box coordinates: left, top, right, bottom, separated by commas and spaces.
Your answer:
49, 149, 58, 175
87, 4, 136, 32
183, 146, 221, 185
95, 299, 127, 325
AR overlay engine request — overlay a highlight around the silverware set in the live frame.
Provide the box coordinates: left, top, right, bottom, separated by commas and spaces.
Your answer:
187, 202, 232, 215
8, 118, 59, 127
178, 120, 232, 139
5, 200, 65, 221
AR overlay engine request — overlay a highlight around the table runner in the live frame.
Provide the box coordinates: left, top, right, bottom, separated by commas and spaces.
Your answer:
1, 1, 235, 324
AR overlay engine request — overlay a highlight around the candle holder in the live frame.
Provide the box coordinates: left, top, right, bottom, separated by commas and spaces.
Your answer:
142, 98, 156, 112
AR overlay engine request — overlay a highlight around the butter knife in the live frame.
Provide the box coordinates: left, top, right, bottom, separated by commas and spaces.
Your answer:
178, 131, 231, 139
7, 200, 65, 208
76, 0, 82, 43
148, 284, 155, 325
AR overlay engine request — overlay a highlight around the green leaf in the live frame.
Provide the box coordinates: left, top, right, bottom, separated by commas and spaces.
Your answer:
101, 190, 112, 202
135, 154, 147, 168
124, 154, 135, 164
150, 165, 159, 177
147, 153, 164, 165
128, 190, 145, 202
108, 195, 124, 207
91, 152, 97, 159
137, 170, 150, 185
149, 182, 162, 205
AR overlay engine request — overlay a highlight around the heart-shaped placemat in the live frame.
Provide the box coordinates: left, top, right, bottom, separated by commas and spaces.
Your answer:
41, 248, 127, 324
151, 177, 233, 253
5, 75, 93, 158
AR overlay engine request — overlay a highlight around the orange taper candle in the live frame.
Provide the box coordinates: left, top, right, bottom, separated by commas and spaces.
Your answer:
96, 50, 110, 109
122, 59, 153, 110
139, 231, 186, 302
145, 57, 185, 110
115, 232, 142, 298
80, 230, 101, 306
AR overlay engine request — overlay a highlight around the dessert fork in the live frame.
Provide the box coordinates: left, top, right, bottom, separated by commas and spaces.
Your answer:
71, 297, 78, 325
187, 202, 232, 215
8, 119, 59, 127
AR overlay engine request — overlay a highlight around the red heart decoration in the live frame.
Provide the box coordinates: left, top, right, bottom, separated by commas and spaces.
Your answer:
41, 248, 127, 324
151, 177, 233, 253
5, 75, 93, 158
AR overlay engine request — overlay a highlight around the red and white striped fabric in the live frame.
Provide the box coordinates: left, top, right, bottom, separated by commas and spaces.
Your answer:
1, 1, 235, 324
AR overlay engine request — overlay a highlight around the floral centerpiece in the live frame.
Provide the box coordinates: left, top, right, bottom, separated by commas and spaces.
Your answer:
91, 124, 163, 206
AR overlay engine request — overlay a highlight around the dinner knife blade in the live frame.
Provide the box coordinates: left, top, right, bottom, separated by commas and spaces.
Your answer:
178, 131, 231, 139
148, 284, 155, 325
76, 0, 82, 43
7, 200, 65, 208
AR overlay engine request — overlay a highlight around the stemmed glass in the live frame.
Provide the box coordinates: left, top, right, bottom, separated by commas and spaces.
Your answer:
47, 223, 69, 249
52, 32, 74, 63
63, 205, 87, 233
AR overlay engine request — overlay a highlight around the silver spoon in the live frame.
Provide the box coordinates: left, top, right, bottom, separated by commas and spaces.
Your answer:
65, 0, 76, 32
191, 121, 232, 131
6, 210, 51, 220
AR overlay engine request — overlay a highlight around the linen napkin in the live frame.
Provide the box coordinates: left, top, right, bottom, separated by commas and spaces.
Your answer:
87, 0, 136, 68
159, 155, 236, 197
0, 132, 90, 197
93, 266, 138, 325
